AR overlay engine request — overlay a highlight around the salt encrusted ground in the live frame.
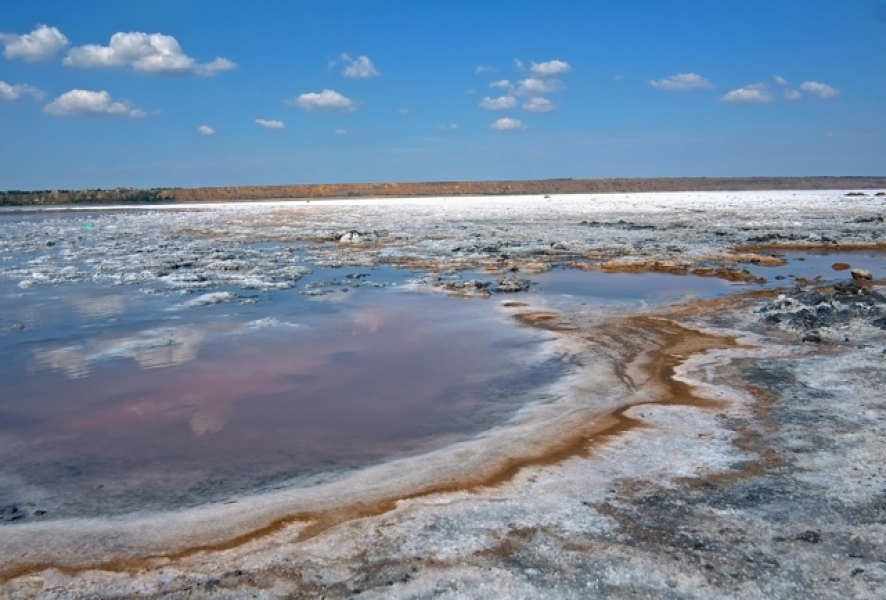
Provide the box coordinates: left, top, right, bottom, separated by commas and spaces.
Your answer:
1, 191, 885, 599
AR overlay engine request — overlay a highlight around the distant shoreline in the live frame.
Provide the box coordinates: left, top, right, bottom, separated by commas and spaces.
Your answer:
3, 176, 885, 206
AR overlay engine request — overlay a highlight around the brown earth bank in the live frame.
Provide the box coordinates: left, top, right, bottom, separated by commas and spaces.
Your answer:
3, 176, 886, 206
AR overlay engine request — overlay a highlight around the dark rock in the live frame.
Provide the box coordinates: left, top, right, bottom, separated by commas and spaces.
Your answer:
1, 505, 24, 522
493, 276, 532, 293
832, 262, 851, 271
802, 332, 822, 343
851, 268, 873, 281
845, 192, 868, 197
10, 323, 25, 331
834, 281, 863, 296
797, 530, 821, 543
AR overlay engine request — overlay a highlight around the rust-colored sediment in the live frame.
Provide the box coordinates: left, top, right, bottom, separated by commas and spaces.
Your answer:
0, 312, 738, 582
732, 241, 886, 253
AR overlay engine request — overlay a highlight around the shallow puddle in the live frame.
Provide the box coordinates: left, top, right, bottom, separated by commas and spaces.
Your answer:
530, 269, 736, 302
745, 250, 886, 285
0, 285, 557, 519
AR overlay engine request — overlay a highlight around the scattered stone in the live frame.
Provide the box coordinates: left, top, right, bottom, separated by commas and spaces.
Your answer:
797, 530, 821, 543
832, 262, 851, 271
851, 268, 873, 281
10, 323, 25, 331
33, 510, 46, 516
876, 191, 886, 196
845, 192, 868, 197
802, 332, 822, 343
339, 230, 364, 244
492, 276, 532, 293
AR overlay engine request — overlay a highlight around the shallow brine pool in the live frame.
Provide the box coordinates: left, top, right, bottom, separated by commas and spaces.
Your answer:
0, 280, 563, 519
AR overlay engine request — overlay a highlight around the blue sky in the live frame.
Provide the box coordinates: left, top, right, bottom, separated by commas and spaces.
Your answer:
1, 0, 884, 190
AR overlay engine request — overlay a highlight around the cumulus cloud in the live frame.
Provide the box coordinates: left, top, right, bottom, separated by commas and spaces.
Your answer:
774, 75, 788, 86
720, 84, 774, 104
514, 59, 525, 70
475, 65, 494, 74
784, 90, 802, 101
44, 89, 146, 117
0, 81, 45, 101
255, 119, 285, 129
515, 77, 564, 95
479, 95, 516, 110
529, 60, 571, 76
800, 81, 839, 99
648, 73, 714, 91
198, 125, 215, 136
398, 107, 409, 114
0, 24, 68, 61
490, 117, 522, 131
489, 79, 511, 89
340, 54, 379, 79
287, 89, 356, 112
523, 97, 554, 113
63, 32, 236, 76
335, 128, 348, 135
439, 123, 458, 131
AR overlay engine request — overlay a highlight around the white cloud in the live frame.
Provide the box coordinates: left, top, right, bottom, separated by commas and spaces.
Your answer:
255, 119, 285, 129
774, 75, 788, 86
340, 54, 379, 79
784, 90, 802, 101
438, 123, 458, 131
475, 65, 494, 74
514, 59, 525, 71
335, 128, 348, 135
198, 125, 215, 136
800, 81, 839, 99
0, 81, 45, 101
465, 88, 477, 95
44, 90, 146, 117
516, 77, 564, 95
398, 107, 409, 114
288, 89, 356, 112
479, 95, 516, 110
523, 97, 554, 113
490, 79, 511, 89
648, 73, 714, 91
490, 117, 523, 131
720, 84, 774, 104
0, 24, 68, 61
64, 32, 236, 76
529, 60, 571, 76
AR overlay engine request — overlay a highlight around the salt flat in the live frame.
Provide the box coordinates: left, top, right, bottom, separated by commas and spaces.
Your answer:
1, 190, 885, 599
